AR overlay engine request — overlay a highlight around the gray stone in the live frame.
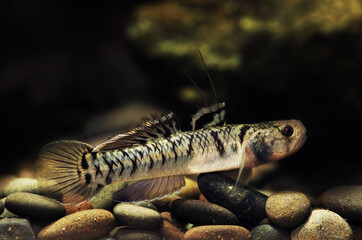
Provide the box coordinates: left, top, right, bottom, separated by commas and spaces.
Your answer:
0, 218, 36, 240
5, 192, 65, 221
319, 185, 362, 224
291, 209, 353, 240
251, 224, 290, 240
266, 191, 311, 228
113, 203, 162, 230
170, 199, 239, 225
113, 227, 159, 240
4, 178, 39, 196
133, 201, 158, 211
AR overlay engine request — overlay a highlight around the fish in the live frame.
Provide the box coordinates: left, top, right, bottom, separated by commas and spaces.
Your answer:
36, 102, 307, 204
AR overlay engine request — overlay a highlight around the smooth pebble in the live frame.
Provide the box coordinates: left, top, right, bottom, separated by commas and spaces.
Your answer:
37, 209, 115, 240
319, 185, 362, 224
133, 201, 158, 211
4, 178, 39, 196
170, 198, 239, 225
159, 212, 186, 240
266, 191, 311, 228
5, 192, 65, 221
0, 218, 36, 240
0, 198, 4, 215
291, 209, 353, 240
113, 227, 159, 240
184, 225, 252, 240
113, 203, 162, 230
197, 172, 267, 228
251, 224, 290, 240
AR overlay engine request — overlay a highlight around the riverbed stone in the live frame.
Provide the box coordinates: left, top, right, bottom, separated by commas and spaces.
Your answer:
251, 224, 290, 240
133, 201, 158, 211
113, 227, 159, 240
319, 185, 362, 224
170, 198, 239, 225
159, 212, 186, 240
0, 198, 4, 215
184, 225, 252, 240
91, 181, 128, 210
0, 218, 36, 240
38, 209, 115, 240
113, 203, 162, 230
197, 172, 267, 228
291, 209, 353, 240
5, 192, 65, 221
266, 191, 311, 228
4, 178, 39, 196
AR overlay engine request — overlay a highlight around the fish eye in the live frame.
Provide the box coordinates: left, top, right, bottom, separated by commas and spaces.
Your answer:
281, 125, 294, 137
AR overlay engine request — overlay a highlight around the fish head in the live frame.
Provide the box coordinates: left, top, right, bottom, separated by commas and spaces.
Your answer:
245, 119, 307, 167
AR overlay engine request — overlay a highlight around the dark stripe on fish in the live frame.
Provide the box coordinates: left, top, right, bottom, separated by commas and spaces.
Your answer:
210, 131, 225, 156
239, 125, 250, 144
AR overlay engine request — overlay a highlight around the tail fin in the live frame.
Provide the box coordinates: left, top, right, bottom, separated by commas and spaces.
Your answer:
36, 140, 98, 204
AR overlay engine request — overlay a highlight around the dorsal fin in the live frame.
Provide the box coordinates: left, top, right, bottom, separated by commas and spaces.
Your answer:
190, 102, 226, 131
94, 112, 180, 151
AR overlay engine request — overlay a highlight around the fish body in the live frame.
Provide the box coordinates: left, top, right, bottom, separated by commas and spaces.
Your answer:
37, 107, 306, 203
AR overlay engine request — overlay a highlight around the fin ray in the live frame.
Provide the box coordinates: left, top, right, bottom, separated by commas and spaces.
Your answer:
112, 175, 186, 202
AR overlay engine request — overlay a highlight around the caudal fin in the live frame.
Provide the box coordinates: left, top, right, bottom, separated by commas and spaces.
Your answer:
36, 140, 98, 204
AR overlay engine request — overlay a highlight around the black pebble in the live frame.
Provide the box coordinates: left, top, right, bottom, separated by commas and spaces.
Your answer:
197, 172, 267, 229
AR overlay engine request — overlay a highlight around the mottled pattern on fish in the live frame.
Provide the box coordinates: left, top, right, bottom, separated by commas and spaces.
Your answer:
37, 104, 306, 203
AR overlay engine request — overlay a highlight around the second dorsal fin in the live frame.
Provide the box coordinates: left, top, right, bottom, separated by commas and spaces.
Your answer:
94, 112, 180, 151
190, 102, 226, 131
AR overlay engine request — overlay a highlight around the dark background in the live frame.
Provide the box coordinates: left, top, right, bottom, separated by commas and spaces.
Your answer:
1, 1, 361, 193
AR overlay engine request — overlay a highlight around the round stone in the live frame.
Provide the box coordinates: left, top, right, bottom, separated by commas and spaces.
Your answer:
266, 191, 310, 228
0, 218, 36, 240
91, 181, 128, 210
170, 199, 239, 225
5, 192, 66, 221
113, 228, 159, 240
113, 203, 162, 230
37, 209, 115, 240
319, 185, 362, 224
251, 224, 290, 240
133, 201, 158, 211
291, 209, 353, 240
4, 178, 39, 196
197, 172, 267, 228
184, 225, 252, 240
159, 212, 186, 240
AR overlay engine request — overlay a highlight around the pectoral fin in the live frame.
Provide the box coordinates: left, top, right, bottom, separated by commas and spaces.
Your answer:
113, 175, 186, 202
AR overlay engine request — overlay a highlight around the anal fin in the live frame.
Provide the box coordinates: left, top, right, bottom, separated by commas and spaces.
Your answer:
113, 175, 186, 202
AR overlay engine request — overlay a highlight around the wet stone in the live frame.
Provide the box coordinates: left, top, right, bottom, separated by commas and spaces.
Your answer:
0, 218, 36, 240
38, 209, 115, 240
91, 181, 128, 210
133, 201, 158, 211
184, 225, 252, 240
197, 172, 267, 228
170, 199, 239, 225
113, 203, 162, 230
4, 178, 39, 196
265, 191, 311, 228
319, 185, 362, 224
251, 224, 290, 240
5, 192, 66, 222
291, 209, 353, 240
159, 212, 186, 240
113, 227, 159, 240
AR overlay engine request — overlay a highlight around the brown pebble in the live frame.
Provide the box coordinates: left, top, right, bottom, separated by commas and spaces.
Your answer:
184, 225, 252, 240
113, 228, 159, 240
266, 191, 311, 228
38, 209, 115, 240
159, 212, 185, 240
319, 185, 362, 224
